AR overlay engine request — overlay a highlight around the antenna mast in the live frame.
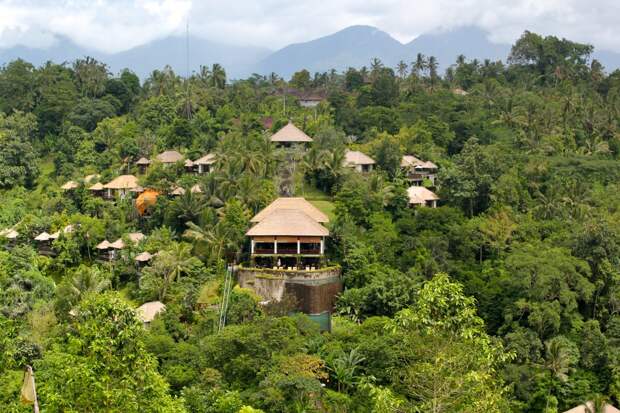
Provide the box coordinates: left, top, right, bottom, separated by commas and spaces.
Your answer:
184, 19, 192, 119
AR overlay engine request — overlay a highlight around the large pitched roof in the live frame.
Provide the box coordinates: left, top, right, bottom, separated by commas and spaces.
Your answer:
247, 209, 329, 237
136, 157, 151, 165
407, 186, 440, 204
344, 150, 376, 166
562, 402, 620, 413
103, 175, 139, 190
251, 197, 328, 223
270, 122, 313, 143
156, 150, 184, 163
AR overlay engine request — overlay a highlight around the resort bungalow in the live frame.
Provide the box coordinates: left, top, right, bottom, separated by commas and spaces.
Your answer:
407, 186, 439, 208
343, 150, 376, 173
237, 197, 341, 330
88, 182, 104, 197
102, 175, 140, 199
401, 155, 438, 186
247, 209, 329, 269
34, 231, 56, 256
136, 157, 151, 174
193, 154, 216, 174
270, 122, 313, 148
156, 150, 184, 166
134, 251, 153, 265
0, 228, 18, 247
298, 95, 324, 108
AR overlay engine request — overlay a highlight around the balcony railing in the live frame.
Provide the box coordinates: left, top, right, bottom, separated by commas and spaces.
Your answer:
253, 248, 321, 255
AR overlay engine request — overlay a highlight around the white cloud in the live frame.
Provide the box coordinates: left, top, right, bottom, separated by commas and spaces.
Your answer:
1, 0, 620, 53
0, 0, 191, 52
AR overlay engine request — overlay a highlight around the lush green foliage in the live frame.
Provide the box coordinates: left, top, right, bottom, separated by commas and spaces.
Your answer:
1, 30, 620, 412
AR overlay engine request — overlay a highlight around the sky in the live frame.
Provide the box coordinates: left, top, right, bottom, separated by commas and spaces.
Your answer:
1, 0, 619, 53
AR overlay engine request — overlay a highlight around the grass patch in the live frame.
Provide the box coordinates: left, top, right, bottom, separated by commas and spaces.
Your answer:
309, 200, 336, 222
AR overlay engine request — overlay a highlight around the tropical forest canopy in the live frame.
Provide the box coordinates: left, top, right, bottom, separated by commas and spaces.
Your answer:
1, 31, 620, 412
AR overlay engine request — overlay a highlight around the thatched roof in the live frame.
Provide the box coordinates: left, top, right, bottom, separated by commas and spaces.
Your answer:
170, 186, 186, 196
129, 186, 145, 193
156, 150, 184, 163
136, 157, 151, 165
61, 181, 79, 190
109, 239, 125, 249
34, 232, 51, 241
0, 228, 18, 239
96, 240, 111, 249
344, 150, 375, 166
190, 184, 202, 194
251, 197, 328, 223
407, 186, 440, 205
89, 182, 104, 191
401, 155, 423, 168
401, 155, 437, 170
270, 122, 313, 143
134, 251, 153, 262
562, 402, 620, 413
128, 232, 145, 243
194, 153, 216, 165
247, 209, 329, 237
184, 159, 194, 167
103, 175, 139, 190
84, 174, 100, 183
136, 301, 166, 323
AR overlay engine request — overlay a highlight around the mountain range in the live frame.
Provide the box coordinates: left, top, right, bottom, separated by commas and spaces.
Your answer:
1, 25, 619, 80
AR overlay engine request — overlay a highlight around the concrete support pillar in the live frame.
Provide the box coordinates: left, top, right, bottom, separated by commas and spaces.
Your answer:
274, 239, 278, 254
297, 238, 301, 254
251, 239, 255, 254
320, 238, 324, 255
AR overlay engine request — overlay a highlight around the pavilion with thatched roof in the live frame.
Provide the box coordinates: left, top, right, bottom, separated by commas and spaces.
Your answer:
407, 186, 439, 208
246, 197, 329, 269
102, 175, 139, 199
270, 121, 313, 147
343, 150, 376, 173
156, 150, 184, 164
193, 153, 217, 174
401, 155, 438, 186
239, 197, 341, 330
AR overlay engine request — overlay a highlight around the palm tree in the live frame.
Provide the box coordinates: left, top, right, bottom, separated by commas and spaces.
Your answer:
584, 394, 609, 413
172, 190, 206, 227
544, 337, 573, 411
328, 348, 366, 393
68, 266, 110, 301
156, 243, 195, 300
427, 56, 439, 91
184, 220, 237, 263
413, 53, 427, 76
396, 60, 408, 79
211, 63, 226, 89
